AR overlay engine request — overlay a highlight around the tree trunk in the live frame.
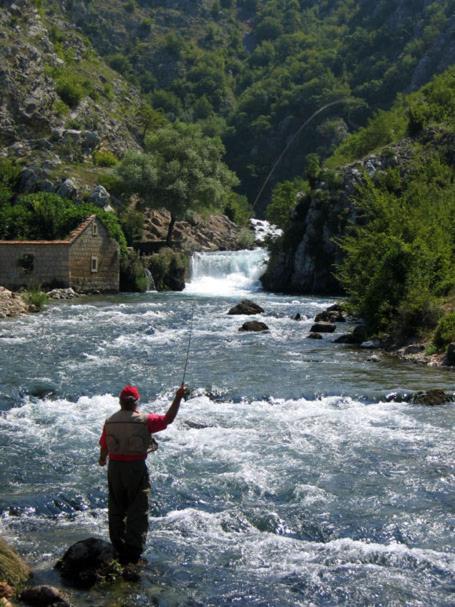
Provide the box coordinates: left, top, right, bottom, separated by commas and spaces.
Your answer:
166, 213, 176, 246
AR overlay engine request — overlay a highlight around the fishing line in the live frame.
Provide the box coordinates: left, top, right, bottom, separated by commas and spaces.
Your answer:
181, 301, 195, 384
252, 98, 350, 209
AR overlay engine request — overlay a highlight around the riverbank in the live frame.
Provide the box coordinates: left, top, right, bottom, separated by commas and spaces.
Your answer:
0, 287, 29, 319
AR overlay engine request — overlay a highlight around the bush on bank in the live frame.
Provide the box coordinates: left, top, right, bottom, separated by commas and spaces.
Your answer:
146, 249, 188, 291
433, 312, 455, 351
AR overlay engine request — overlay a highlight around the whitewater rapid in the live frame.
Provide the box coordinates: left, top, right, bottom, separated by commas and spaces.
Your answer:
185, 248, 269, 296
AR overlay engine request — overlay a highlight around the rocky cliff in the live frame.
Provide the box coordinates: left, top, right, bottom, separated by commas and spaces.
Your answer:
0, 0, 141, 176
261, 140, 415, 295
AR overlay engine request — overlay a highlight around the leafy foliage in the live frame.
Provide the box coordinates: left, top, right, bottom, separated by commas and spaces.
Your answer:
266, 178, 307, 230
0, 192, 127, 254
433, 313, 455, 350
337, 153, 454, 335
115, 122, 239, 240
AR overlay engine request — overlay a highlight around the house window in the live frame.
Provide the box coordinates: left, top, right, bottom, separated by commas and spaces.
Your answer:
17, 253, 34, 273
91, 256, 98, 273
92, 222, 98, 236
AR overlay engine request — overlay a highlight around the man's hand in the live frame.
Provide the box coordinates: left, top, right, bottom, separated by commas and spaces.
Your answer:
176, 383, 186, 399
99, 446, 108, 466
165, 384, 186, 424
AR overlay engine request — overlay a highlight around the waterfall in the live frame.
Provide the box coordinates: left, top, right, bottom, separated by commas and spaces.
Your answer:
184, 248, 269, 296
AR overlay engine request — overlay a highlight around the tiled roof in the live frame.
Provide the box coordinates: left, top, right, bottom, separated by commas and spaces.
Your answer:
0, 215, 97, 245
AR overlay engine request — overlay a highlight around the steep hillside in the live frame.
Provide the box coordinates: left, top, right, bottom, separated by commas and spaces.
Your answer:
48, 0, 455, 205
0, 0, 142, 193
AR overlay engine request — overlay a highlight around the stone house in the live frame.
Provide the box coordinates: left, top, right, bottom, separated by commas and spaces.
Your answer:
0, 215, 120, 292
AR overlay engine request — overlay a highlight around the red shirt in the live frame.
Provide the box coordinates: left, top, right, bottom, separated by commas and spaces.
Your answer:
99, 413, 168, 461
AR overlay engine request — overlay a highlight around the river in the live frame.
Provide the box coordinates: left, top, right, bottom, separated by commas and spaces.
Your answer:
0, 248, 454, 606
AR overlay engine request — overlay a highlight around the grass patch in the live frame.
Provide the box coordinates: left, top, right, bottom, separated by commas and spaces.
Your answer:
0, 537, 30, 587
23, 289, 48, 311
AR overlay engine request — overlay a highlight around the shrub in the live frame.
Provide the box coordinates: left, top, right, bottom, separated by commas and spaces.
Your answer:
93, 150, 118, 167
55, 74, 85, 108
237, 227, 255, 249
147, 249, 188, 291
224, 193, 252, 226
120, 209, 144, 246
120, 250, 148, 293
23, 289, 49, 311
433, 312, 455, 350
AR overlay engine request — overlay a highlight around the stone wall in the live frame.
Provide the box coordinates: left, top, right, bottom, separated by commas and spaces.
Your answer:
69, 219, 119, 292
0, 242, 69, 289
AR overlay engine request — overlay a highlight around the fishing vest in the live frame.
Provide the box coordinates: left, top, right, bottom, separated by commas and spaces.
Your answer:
105, 410, 153, 456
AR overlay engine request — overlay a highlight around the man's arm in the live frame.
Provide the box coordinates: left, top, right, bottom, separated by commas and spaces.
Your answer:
99, 446, 108, 466
99, 424, 108, 466
164, 384, 186, 424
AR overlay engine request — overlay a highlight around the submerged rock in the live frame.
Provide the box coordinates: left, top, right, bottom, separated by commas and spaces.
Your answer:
20, 585, 71, 607
238, 321, 269, 332
310, 322, 336, 333
55, 537, 120, 588
228, 300, 264, 315
334, 333, 356, 344
411, 390, 453, 406
306, 332, 323, 339
360, 340, 382, 349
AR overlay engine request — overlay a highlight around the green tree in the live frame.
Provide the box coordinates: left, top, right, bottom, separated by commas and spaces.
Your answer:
266, 178, 307, 230
116, 122, 239, 243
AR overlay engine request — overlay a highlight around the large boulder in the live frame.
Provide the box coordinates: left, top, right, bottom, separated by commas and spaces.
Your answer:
238, 321, 269, 332
87, 185, 111, 208
55, 178, 78, 200
228, 300, 264, 315
55, 537, 120, 588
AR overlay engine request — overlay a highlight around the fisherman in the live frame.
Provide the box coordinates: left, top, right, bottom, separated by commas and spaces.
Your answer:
98, 383, 186, 565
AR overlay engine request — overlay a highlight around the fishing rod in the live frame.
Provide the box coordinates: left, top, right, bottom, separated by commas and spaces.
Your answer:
252, 98, 350, 209
181, 301, 195, 385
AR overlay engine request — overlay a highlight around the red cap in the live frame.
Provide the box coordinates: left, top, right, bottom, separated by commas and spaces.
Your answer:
119, 385, 140, 401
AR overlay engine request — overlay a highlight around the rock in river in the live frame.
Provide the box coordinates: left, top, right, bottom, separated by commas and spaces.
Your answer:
228, 300, 264, 315
411, 390, 453, 406
55, 537, 119, 588
20, 585, 71, 607
310, 322, 336, 333
239, 321, 269, 332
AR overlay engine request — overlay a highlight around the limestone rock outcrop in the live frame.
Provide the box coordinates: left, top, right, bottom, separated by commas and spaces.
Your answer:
0, 287, 29, 319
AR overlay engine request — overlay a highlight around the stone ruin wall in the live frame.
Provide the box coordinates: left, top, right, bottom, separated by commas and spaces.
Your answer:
0, 243, 69, 290
69, 220, 119, 292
